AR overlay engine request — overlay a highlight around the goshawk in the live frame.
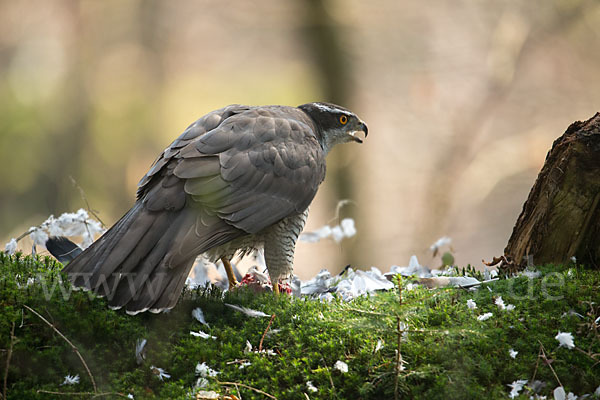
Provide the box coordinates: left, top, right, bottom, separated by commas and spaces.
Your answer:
51, 103, 368, 314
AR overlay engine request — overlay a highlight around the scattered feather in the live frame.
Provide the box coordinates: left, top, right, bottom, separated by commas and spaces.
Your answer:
509, 349, 518, 359
375, 340, 383, 353
520, 269, 542, 279
331, 225, 344, 242
555, 332, 575, 349
299, 225, 332, 243
187, 256, 212, 289
192, 307, 209, 327
306, 381, 318, 393
334, 360, 349, 373
508, 379, 527, 399
195, 362, 219, 377
127, 394, 134, 399
340, 218, 356, 238
477, 313, 493, 321
265, 328, 281, 337
483, 267, 498, 280
430, 236, 451, 255
225, 303, 270, 318
239, 361, 251, 369
196, 391, 219, 399
554, 386, 566, 400
135, 338, 147, 365
245, 340, 253, 353
150, 366, 170, 381
190, 330, 216, 340
4, 238, 17, 255
466, 299, 477, 310
29, 227, 48, 248
388, 255, 431, 278
61, 374, 80, 385
195, 377, 209, 388
301, 269, 333, 295
299, 218, 356, 243
335, 267, 394, 300
495, 297, 506, 310
495, 296, 515, 311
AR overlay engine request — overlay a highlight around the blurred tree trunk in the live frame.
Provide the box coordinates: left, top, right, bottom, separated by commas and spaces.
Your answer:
301, 0, 358, 266
504, 113, 600, 270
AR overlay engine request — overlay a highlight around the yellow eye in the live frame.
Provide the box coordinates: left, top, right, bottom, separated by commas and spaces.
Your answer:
339, 115, 348, 125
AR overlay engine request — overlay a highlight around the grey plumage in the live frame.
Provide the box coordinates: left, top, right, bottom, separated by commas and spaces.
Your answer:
60, 103, 367, 314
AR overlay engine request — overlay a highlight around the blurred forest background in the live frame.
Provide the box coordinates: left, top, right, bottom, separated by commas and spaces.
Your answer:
1, 0, 600, 279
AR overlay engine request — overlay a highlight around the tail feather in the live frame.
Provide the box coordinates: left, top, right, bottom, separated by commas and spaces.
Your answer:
58, 200, 244, 313
86, 203, 153, 285
107, 208, 196, 306
123, 256, 195, 314
149, 261, 194, 311
92, 209, 171, 295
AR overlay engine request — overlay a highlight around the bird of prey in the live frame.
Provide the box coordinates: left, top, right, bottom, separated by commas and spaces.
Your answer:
49, 103, 367, 314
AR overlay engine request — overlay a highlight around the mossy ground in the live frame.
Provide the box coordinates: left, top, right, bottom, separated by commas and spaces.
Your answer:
0, 252, 599, 399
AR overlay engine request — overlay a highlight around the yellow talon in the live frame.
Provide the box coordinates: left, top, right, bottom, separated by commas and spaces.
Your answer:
221, 257, 238, 290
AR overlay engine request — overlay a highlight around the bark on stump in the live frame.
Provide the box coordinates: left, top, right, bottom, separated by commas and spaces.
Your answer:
503, 112, 600, 272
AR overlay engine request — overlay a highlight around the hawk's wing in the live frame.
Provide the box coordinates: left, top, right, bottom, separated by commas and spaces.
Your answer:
138, 104, 326, 257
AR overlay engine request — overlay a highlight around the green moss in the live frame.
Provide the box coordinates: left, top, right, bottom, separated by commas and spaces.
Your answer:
0, 253, 599, 399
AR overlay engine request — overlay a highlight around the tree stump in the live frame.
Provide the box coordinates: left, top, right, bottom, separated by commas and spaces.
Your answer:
503, 112, 600, 271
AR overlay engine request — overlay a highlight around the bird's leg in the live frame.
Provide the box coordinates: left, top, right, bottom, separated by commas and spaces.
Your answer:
221, 257, 238, 289
263, 210, 309, 296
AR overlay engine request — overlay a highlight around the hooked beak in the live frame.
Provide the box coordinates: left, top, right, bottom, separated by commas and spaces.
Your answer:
349, 121, 368, 144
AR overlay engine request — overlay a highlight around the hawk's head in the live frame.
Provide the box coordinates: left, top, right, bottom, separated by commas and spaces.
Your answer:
298, 102, 368, 153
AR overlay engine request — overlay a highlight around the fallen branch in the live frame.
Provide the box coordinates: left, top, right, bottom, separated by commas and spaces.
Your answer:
215, 379, 277, 400
23, 305, 98, 393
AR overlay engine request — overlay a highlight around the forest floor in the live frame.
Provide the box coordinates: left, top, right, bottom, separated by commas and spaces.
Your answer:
0, 252, 599, 400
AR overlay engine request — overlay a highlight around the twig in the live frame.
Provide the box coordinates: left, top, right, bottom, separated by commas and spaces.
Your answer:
538, 341, 562, 388
530, 344, 543, 383
573, 345, 600, 362
216, 380, 277, 400
69, 175, 106, 228
329, 199, 356, 224
233, 382, 242, 400
2, 323, 16, 400
23, 305, 98, 393
37, 390, 130, 398
258, 314, 276, 352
